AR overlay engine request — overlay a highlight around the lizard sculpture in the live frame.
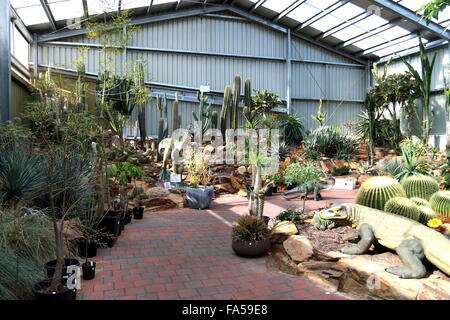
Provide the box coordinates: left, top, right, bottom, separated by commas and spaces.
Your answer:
283, 177, 335, 201
319, 203, 450, 279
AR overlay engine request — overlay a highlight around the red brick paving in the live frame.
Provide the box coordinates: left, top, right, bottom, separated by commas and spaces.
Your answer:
78, 190, 357, 300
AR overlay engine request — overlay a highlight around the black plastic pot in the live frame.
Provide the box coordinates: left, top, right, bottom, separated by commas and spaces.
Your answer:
95, 210, 121, 248
76, 238, 97, 258
82, 261, 96, 281
263, 216, 270, 226
232, 238, 270, 258
186, 186, 214, 209
44, 258, 80, 285
125, 210, 132, 224
133, 207, 144, 220
32, 280, 76, 301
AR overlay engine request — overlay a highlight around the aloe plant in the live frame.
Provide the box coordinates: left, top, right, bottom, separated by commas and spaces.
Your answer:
401, 35, 437, 145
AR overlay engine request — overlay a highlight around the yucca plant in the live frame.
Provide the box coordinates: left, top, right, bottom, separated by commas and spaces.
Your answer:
276, 113, 304, 146
401, 35, 437, 144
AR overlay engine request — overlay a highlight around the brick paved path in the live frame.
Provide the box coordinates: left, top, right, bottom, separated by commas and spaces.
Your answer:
79, 190, 357, 300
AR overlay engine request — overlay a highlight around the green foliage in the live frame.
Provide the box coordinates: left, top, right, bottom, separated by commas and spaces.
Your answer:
0, 123, 31, 145
231, 75, 241, 130
311, 99, 327, 126
356, 176, 407, 210
108, 162, 145, 185
396, 139, 429, 182
380, 157, 405, 177
192, 92, 213, 134
284, 162, 324, 189
220, 85, 233, 136
430, 190, 450, 218
252, 89, 282, 114
276, 113, 304, 146
401, 175, 440, 201
332, 166, 350, 176
304, 126, 356, 159
276, 208, 303, 222
418, 0, 450, 24
384, 197, 421, 221
231, 215, 269, 242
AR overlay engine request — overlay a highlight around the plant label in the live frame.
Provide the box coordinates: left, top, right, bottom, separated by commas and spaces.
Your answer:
170, 174, 182, 183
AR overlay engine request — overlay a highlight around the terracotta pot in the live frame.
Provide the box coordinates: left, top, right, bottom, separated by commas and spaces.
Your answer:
232, 238, 270, 258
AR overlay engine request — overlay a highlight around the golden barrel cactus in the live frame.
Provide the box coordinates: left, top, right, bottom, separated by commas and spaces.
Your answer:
356, 176, 406, 210
430, 191, 450, 218
401, 175, 439, 201
384, 197, 420, 221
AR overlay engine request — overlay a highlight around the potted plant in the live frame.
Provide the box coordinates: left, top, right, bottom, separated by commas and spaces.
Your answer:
185, 149, 214, 210
231, 215, 270, 258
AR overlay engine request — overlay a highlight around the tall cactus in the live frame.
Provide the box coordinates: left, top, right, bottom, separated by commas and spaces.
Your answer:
211, 110, 218, 129
243, 78, 258, 126
172, 92, 181, 131
134, 61, 147, 146
157, 94, 168, 141
193, 92, 212, 134
231, 75, 241, 129
220, 85, 232, 138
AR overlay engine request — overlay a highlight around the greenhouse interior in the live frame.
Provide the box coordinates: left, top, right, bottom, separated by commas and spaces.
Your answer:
2, 0, 450, 303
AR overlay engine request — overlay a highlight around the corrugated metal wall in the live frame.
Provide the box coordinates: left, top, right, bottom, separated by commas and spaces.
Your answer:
36, 14, 367, 136
11, 78, 31, 119
377, 45, 450, 149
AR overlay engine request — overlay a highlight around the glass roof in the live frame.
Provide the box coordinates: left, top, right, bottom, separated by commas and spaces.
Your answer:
10, 0, 450, 60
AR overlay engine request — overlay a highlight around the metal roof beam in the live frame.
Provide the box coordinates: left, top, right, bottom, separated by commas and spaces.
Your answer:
38, 6, 228, 42
365, 0, 450, 41
335, 18, 402, 49
315, 11, 370, 40
356, 33, 416, 57
82, 0, 89, 19
377, 39, 448, 62
249, 0, 266, 14
40, 0, 57, 31
294, 0, 349, 32
176, 0, 183, 10
10, 6, 33, 43
147, 0, 154, 15
1, 0, 11, 122
272, 0, 307, 23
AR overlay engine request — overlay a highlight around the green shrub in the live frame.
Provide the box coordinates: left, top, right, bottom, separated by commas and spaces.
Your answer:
304, 126, 356, 160
276, 114, 304, 146
332, 166, 350, 176
284, 162, 324, 188
276, 208, 303, 222
232, 215, 269, 242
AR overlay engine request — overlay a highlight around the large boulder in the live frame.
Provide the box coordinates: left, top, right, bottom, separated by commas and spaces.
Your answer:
283, 235, 313, 263
270, 221, 298, 244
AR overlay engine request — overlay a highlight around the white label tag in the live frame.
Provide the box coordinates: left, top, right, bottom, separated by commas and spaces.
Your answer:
170, 174, 182, 183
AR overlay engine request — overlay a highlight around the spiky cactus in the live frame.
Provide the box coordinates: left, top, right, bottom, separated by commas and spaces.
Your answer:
401, 175, 439, 201
211, 110, 218, 129
172, 92, 181, 131
417, 205, 437, 225
231, 75, 241, 129
384, 197, 420, 221
355, 176, 407, 210
134, 61, 147, 145
430, 191, 450, 218
156, 94, 168, 141
193, 92, 212, 134
220, 85, 232, 138
410, 197, 431, 207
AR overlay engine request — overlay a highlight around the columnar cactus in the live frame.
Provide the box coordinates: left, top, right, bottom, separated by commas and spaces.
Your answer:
401, 175, 440, 200
157, 94, 168, 141
231, 75, 241, 129
410, 197, 431, 207
172, 92, 181, 131
193, 92, 212, 134
355, 176, 407, 210
134, 61, 147, 144
417, 205, 437, 225
211, 110, 218, 129
384, 197, 421, 221
430, 191, 450, 218
220, 85, 232, 137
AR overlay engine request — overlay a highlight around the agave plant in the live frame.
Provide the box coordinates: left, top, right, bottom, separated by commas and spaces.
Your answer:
277, 113, 304, 146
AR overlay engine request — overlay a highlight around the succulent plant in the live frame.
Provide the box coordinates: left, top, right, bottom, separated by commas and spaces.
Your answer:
410, 197, 431, 207
355, 176, 407, 210
172, 92, 181, 131
430, 191, 450, 218
384, 197, 420, 221
220, 85, 232, 138
231, 75, 241, 130
401, 175, 439, 201
417, 205, 437, 225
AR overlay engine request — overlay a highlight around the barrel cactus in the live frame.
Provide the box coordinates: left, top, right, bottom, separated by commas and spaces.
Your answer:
401, 175, 439, 201
430, 191, 450, 218
417, 205, 437, 225
355, 176, 406, 210
384, 197, 420, 221
410, 197, 431, 207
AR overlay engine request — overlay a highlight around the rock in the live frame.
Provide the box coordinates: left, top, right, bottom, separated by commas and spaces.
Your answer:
349, 162, 359, 170
230, 176, 244, 191
213, 175, 231, 185
334, 159, 346, 168
320, 159, 334, 173
237, 166, 247, 175
283, 235, 314, 262
214, 184, 233, 193
270, 221, 298, 244
223, 166, 235, 174
418, 278, 450, 300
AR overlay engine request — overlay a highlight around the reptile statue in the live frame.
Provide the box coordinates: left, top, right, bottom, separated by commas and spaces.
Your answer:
319, 203, 450, 279
283, 177, 335, 201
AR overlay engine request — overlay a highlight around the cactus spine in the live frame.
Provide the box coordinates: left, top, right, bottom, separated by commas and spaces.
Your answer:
401, 175, 439, 201
410, 197, 431, 207
231, 75, 241, 129
193, 92, 212, 134
430, 191, 450, 218
172, 92, 181, 131
220, 85, 232, 138
384, 197, 420, 221
355, 176, 407, 210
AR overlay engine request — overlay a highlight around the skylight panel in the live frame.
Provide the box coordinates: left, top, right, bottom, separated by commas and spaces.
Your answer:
332, 25, 366, 40
88, 0, 119, 15
122, 0, 152, 10
306, 0, 339, 11
13, 0, 49, 26
353, 35, 387, 50
353, 14, 388, 30
262, 0, 297, 13
374, 37, 428, 58
332, 3, 365, 21
48, 0, 84, 21
310, 14, 343, 32
398, 0, 429, 12
438, 7, 450, 23
376, 26, 410, 41
287, 3, 321, 23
